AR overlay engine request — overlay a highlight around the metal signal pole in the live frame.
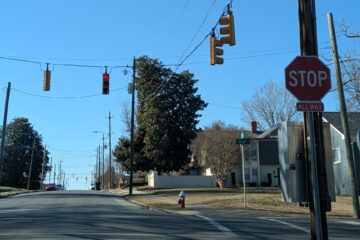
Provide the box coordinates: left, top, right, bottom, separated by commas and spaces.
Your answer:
298, 0, 329, 239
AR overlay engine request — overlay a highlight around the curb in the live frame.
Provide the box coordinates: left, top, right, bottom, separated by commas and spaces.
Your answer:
123, 195, 201, 216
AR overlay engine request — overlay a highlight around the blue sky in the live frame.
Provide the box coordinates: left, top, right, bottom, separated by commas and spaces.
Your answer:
0, 0, 359, 190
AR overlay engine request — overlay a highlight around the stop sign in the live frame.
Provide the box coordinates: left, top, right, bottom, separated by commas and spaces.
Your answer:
285, 56, 331, 101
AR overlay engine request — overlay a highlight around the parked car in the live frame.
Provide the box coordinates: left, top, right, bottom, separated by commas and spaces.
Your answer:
44, 184, 56, 191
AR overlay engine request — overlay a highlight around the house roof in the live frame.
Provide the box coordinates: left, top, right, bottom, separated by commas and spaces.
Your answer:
255, 125, 278, 139
322, 112, 360, 139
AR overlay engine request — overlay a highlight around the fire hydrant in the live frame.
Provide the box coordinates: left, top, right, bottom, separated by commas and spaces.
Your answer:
178, 190, 185, 208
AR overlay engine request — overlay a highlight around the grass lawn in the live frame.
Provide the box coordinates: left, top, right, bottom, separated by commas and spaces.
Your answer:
127, 187, 358, 218
0, 186, 29, 197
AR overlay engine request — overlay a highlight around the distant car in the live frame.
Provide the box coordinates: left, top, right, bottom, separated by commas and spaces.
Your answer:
45, 184, 56, 191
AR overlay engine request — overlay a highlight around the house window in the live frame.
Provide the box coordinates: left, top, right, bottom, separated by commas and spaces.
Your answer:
332, 148, 341, 164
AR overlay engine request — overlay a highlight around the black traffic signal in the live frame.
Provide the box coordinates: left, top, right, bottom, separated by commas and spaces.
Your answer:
43, 64, 51, 91
102, 70, 109, 95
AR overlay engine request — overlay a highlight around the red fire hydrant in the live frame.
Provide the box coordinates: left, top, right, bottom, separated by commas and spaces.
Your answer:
178, 190, 185, 208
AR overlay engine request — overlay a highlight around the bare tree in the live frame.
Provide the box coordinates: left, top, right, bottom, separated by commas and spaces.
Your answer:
342, 55, 360, 111
337, 21, 360, 111
193, 122, 240, 189
120, 102, 137, 133
241, 81, 301, 131
340, 20, 360, 39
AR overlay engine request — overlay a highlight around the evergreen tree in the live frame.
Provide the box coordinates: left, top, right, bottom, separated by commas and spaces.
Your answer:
1, 118, 49, 189
114, 56, 207, 173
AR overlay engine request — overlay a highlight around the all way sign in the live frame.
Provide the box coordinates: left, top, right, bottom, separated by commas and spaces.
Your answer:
296, 102, 324, 112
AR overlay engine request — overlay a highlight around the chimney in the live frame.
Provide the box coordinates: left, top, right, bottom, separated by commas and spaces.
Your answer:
251, 121, 257, 133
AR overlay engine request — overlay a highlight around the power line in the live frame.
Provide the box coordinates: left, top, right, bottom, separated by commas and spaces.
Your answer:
10, 87, 127, 99
145, 0, 235, 103
176, 0, 218, 66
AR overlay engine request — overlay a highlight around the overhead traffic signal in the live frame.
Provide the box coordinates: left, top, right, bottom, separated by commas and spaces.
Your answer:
102, 67, 109, 95
43, 64, 51, 91
219, 9, 235, 46
210, 33, 224, 65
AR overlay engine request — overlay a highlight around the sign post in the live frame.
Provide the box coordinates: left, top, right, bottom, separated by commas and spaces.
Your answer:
285, 55, 331, 239
236, 132, 250, 207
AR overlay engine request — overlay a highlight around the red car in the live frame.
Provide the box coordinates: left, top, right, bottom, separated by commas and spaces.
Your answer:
44, 184, 56, 191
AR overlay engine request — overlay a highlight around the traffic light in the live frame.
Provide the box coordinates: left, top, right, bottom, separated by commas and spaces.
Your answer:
43, 64, 51, 91
102, 68, 109, 95
219, 10, 235, 46
210, 33, 224, 65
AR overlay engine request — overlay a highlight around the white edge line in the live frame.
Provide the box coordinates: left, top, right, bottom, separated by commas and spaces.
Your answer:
197, 215, 238, 238
261, 217, 310, 234
336, 220, 360, 226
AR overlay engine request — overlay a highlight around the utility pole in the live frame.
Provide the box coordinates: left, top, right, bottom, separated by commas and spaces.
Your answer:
327, 12, 360, 219
49, 157, 52, 184
129, 57, 136, 196
107, 111, 113, 188
27, 137, 36, 190
298, 0, 329, 239
241, 144, 246, 208
102, 134, 105, 190
97, 145, 101, 190
0, 82, 11, 185
53, 163, 56, 185
59, 160, 62, 186
40, 145, 46, 190
63, 171, 65, 189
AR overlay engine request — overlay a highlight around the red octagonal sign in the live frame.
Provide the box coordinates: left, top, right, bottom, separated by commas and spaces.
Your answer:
285, 56, 331, 101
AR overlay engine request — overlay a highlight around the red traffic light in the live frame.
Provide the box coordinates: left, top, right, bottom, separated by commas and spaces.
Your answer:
102, 72, 110, 95
103, 73, 110, 81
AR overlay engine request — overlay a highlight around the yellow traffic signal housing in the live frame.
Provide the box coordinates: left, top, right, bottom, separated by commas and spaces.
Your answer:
210, 35, 224, 65
219, 11, 235, 46
43, 66, 51, 91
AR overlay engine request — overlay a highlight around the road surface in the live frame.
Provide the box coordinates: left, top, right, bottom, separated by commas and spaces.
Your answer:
0, 190, 359, 239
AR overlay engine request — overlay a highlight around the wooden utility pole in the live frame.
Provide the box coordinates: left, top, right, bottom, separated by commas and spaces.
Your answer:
102, 134, 105, 190
97, 145, 101, 190
107, 111, 113, 189
129, 57, 136, 196
53, 163, 56, 185
59, 160, 62, 186
327, 12, 360, 218
298, 0, 329, 239
241, 144, 246, 207
48, 157, 52, 184
40, 145, 46, 190
0, 82, 11, 185
27, 137, 36, 190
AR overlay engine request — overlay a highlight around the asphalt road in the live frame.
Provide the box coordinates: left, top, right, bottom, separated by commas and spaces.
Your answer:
0, 191, 359, 239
